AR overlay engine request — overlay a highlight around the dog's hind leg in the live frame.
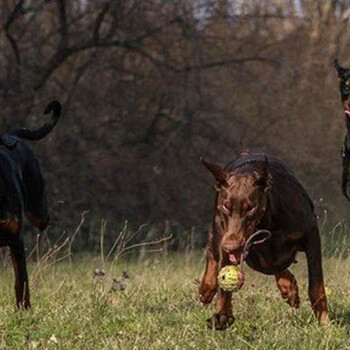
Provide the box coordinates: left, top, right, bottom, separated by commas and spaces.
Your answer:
10, 240, 30, 309
23, 156, 50, 230
23, 156, 51, 257
275, 269, 300, 310
26, 209, 50, 261
305, 226, 329, 325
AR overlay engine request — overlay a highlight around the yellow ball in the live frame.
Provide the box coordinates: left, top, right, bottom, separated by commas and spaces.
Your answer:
218, 265, 242, 292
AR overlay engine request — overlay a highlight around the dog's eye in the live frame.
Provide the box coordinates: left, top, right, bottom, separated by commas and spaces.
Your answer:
246, 205, 257, 216
221, 203, 231, 215
222, 205, 230, 215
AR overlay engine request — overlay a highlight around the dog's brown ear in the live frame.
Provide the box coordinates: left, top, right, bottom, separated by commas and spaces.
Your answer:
254, 155, 272, 192
334, 59, 347, 77
201, 158, 228, 187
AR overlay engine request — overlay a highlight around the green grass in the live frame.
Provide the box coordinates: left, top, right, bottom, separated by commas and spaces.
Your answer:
0, 250, 350, 349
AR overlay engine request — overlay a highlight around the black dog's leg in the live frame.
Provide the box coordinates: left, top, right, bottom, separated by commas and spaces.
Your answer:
341, 131, 350, 202
20, 155, 50, 259
23, 156, 50, 230
305, 226, 329, 324
10, 240, 30, 309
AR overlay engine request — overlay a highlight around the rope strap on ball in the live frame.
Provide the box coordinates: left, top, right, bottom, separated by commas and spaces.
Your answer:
240, 229, 272, 268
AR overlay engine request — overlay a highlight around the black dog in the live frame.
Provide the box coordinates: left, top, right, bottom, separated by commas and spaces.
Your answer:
0, 100, 61, 308
334, 59, 350, 202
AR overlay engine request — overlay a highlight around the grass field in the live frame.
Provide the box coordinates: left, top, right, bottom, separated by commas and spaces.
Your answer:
1, 228, 350, 349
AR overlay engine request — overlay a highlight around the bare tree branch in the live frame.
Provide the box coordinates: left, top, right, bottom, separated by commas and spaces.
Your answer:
93, 3, 110, 43
4, 0, 25, 91
56, 0, 68, 51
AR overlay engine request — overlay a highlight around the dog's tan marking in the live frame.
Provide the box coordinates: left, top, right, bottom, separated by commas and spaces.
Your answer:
0, 218, 20, 235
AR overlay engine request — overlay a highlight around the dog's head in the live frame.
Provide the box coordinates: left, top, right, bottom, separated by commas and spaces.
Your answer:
334, 59, 350, 116
202, 157, 271, 265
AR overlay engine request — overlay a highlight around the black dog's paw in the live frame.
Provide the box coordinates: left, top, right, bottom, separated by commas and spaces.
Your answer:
206, 313, 235, 330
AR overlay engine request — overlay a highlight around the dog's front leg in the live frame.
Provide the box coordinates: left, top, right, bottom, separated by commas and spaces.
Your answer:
206, 253, 235, 330
199, 229, 219, 305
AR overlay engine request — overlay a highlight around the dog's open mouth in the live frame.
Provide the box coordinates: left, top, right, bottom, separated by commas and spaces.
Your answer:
229, 252, 242, 266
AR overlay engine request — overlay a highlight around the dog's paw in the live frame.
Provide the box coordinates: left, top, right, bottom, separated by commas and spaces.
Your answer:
318, 312, 330, 326
206, 313, 235, 330
17, 299, 31, 310
199, 281, 217, 304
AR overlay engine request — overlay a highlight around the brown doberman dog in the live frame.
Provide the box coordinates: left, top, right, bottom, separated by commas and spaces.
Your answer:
0, 100, 61, 308
199, 151, 329, 330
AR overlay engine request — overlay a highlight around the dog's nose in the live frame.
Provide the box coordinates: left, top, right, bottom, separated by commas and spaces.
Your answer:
223, 243, 234, 253
222, 242, 241, 253
222, 235, 245, 252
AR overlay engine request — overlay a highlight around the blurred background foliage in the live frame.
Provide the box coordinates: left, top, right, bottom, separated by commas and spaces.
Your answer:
0, 0, 349, 250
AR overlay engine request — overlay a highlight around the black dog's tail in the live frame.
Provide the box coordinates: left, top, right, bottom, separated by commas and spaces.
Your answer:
7, 100, 61, 141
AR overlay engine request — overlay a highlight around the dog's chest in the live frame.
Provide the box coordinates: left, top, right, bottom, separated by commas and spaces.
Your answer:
245, 239, 299, 275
